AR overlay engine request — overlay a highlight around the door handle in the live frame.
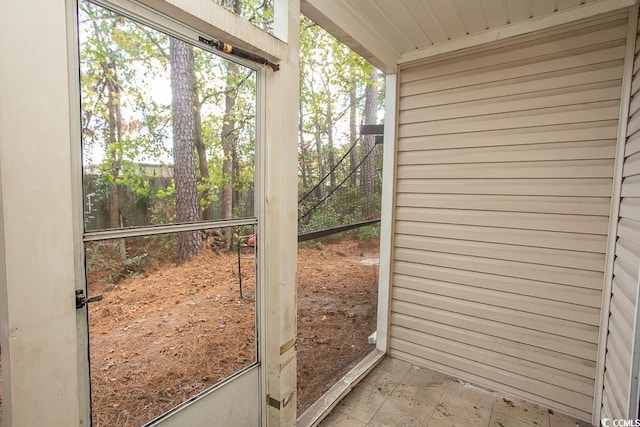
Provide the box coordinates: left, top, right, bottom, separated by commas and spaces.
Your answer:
75, 289, 103, 309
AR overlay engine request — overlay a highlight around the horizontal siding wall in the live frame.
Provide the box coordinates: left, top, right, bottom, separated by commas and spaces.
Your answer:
603, 9, 640, 421
392, 12, 628, 422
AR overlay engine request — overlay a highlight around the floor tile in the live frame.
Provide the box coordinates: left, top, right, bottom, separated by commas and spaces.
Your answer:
430, 380, 494, 427
368, 385, 442, 426
489, 394, 549, 427
401, 365, 453, 388
375, 356, 413, 377
369, 366, 451, 426
369, 410, 432, 427
319, 409, 367, 427
549, 410, 592, 427
334, 362, 408, 424
317, 357, 593, 427
428, 417, 465, 427
334, 383, 388, 424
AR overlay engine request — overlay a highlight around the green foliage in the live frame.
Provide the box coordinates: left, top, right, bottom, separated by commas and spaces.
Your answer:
301, 207, 347, 243
355, 224, 380, 241
298, 239, 324, 250
79, 0, 381, 245
85, 241, 124, 283
85, 234, 180, 283
213, 0, 274, 32
151, 234, 178, 260
302, 207, 340, 232
122, 253, 150, 279
86, 241, 153, 283
79, 0, 257, 231
297, 16, 384, 237
151, 181, 176, 225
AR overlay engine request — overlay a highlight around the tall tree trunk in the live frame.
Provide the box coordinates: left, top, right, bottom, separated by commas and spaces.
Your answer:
170, 37, 202, 263
299, 100, 309, 191
349, 75, 358, 188
232, 145, 240, 215
326, 93, 336, 189
220, 0, 241, 250
194, 91, 213, 220
314, 122, 324, 199
106, 64, 124, 229
360, 69, 378, 197
221, 59, 239, 249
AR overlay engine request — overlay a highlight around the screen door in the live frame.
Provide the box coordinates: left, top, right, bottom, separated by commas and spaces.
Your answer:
76, 1, 262, 424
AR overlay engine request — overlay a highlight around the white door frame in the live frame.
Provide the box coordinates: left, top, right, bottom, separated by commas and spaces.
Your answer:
0, 0, 299, 424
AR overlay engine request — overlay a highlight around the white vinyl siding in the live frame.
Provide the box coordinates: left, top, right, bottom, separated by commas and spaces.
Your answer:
391, 12, 628, 421
602, 11, 640, 421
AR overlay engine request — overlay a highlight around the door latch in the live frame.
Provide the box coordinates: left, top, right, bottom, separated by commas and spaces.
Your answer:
75, 289, 103, 309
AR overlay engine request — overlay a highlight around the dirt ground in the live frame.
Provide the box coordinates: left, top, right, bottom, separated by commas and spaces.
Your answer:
296, 238, 379, 413
0, 236, 377, 426
87, 238, 259, 427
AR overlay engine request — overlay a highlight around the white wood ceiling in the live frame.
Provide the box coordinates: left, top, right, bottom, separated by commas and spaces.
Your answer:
301, 0, 635, 72
353, 0, 596, 50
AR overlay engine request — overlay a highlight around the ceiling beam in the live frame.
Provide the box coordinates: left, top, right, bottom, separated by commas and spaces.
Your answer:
400, 0, 637, 65
301, 0, 401, 73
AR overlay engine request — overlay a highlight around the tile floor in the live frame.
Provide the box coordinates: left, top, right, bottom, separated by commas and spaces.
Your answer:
319, 357, 593, 427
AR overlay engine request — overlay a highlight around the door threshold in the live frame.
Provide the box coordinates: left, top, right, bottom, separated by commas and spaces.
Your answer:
296, 349, 385, 427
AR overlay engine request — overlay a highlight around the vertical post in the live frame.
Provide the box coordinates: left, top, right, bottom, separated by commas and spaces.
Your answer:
264, 0, 300, 425
0, 0, 81, 425
376, 73, 398, 353
238, 241, 244, 299
67, 0, 91, 423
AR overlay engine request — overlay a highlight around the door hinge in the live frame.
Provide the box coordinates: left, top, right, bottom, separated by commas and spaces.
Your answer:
75, 289, 103, 309
267, 395, 281, 410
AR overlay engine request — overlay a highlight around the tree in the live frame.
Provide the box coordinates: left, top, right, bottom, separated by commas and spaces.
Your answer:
193, 76, 214, 221
349, 72, 358, 188
360, 68, 378, 197
81, 5, 127, 229
296, 16, 385, 232
170, 37, 202, 263
104, 61, 125, 228
80, 0, 173, 232
216, 0, 273, 32
79, 0, 258, 263
218, 0, 242, 250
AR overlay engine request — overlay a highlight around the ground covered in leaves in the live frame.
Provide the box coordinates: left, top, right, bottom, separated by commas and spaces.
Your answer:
296, 238, 379, 414
0, 237, 378, 426
87, 240, 258, 427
